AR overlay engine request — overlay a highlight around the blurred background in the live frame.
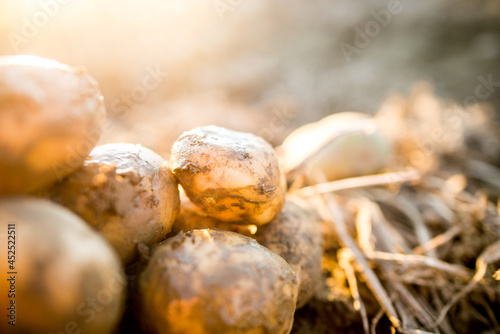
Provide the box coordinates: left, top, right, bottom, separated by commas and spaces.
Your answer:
1, 0, 499, 158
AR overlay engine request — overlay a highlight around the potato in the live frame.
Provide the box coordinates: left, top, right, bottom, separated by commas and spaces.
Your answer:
41, 143, 180, 264
0, 55, 105, 195
171, 125, 286, 225
0, 197, 125, 334
173, 192, 322, 309
253, 196, 323, 309
138, 229, 298, 334
280, 112, 393, 182
171, 186, 255, 236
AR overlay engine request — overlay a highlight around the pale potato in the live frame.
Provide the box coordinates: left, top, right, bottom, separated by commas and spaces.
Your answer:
138, 229, 298, 334
280, 112, 393, 182
253, 196, 323, 309
171, 126, 286, 225
0, 197, 125, 334
41, 143, 180, 264
0, 55, 105, 195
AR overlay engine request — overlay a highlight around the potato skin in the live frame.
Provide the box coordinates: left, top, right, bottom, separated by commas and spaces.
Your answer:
254, 196, 323, 309
171, 186, 254, 235
0, 55, 105, 195
0, 197, 125, 334
280, 112, 393, 182
138, 229, 298, 334
41, 143, 180, 264
171, 126, 286, 225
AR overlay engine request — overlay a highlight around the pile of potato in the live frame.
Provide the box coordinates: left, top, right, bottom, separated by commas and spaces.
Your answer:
0, 56, 393, 334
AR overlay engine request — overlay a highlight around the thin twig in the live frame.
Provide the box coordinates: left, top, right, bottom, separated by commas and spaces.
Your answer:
371, 309, 384, 334
422, 193, 455, 226
391, 280, 436, 330
413, 225, 461, 255
339, 248, 370, 334
365, 251, 473, 281
480, 298, 500, 332
394, 299, 414, 330
433, 240, 500, 326
293, 170, 420, 197
429, 289, 457, 334
390, 196, 436, 258
318, 189, 401, 329
369, 201, 412, 253
355, 198, 374, 252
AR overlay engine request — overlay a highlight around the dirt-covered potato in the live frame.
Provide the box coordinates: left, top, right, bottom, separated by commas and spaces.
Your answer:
138, 229, 298, 334
0, 55, 105, 195
171, 186, 255, 235
171, 125, 286, 225
253, 196, 323, 309
41, 143, 180, 264
172, 192, 322, 309
0, 197, 125, 334
280, 112, 393, 182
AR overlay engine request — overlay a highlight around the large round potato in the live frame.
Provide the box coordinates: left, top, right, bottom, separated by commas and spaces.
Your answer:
0, 55, 105, 195
173, 192, 322, 309
254, 196, 323, 309
280, 112, 393, 182
138, 229, 298, 334
0, 197, 125, 334
41, 143, 180, 264
171, 126, 286, 225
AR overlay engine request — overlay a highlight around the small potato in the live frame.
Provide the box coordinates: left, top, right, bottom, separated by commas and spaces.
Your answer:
138, 229, 298, 334
280, 112, 393, 182
171, 125, 286, 225
41, 143, 180, 264
0, 197, 125, 334
0, 55, 105, 195
254, 196, 323, 309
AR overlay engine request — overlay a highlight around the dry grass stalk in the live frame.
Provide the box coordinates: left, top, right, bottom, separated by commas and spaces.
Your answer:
315, 172, 402, 331
292, 170, 420, 198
